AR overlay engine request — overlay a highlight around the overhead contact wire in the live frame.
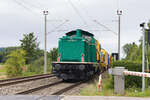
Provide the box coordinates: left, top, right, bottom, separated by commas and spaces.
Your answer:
47, 20, 69, 35
13, 0, 37, 14
21, 0, 43, 10
67, 0, 88, 26
94, 20, 117, 36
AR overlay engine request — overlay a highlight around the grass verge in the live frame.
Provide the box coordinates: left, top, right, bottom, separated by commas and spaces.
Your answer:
80, 75, 115, 96
80, 74, 150, 97
0, 64, 7, 79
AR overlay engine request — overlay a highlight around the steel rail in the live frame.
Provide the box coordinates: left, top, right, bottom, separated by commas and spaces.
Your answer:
0, 74, 51, 82
0, 74, 55, 87
15, 80, 63, 95
51, 81, 83, 95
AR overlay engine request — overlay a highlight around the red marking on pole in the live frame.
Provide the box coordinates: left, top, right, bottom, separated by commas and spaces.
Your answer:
98, 75, 102, 92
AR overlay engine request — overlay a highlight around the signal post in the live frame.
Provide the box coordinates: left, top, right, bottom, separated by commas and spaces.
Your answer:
43, 11, 48, 74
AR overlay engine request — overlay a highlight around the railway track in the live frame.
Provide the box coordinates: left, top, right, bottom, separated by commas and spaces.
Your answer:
51, 81, 83, 95
0, 74, 55, 87
15, 79, 85, 95
14, 73, 103, 95
15, 80, 63, 95
0, 72, 105, 95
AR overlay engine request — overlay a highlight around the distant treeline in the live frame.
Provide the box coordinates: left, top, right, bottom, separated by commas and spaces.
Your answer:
0, 47, 19, 63
0, 46, 58, 63
0, 48, 5, 52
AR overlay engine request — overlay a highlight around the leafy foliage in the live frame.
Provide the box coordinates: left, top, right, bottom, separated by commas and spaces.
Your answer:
0, 47, 19, 63
123, 43, 142, 61
20, 33, 40, 64
5, 49, 26, 77
0, 48, 5, 52
48, 48, 58, 61
27, 48, 58, 74
27, 56, 44, 74
27, 56, 52, 74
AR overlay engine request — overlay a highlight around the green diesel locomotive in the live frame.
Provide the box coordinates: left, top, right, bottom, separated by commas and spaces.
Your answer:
52, 29, 101, 80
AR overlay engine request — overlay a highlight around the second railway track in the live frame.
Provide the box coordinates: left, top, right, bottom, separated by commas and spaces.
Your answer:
0, 74, 55, 87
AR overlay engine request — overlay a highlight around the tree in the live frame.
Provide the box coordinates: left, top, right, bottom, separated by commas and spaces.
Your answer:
123, 42, 139, 61
123, 43, 132, 57
49, 48, 58, 61
5, 49, 26, 77
20, 33, 40, 64
28, 56, 44, 74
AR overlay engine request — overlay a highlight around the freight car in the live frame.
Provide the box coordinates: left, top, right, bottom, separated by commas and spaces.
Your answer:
52, 29, 103, 80
100, 49, 111, 70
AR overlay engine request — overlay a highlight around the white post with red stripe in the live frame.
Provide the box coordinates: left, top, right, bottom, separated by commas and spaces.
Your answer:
98, 75, 102, 92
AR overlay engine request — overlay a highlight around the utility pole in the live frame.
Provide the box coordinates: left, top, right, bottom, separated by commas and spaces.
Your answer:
117, 10, 122, 60
43, 10, 48, 74
140, 22, 145, 92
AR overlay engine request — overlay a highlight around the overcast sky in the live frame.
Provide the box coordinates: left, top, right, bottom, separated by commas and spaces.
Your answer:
0, 0, 150, 58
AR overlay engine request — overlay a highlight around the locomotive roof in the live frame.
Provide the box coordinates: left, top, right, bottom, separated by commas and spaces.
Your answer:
66, 29, 94, 37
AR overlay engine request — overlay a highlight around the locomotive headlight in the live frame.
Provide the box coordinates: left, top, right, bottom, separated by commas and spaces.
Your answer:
55, 64, 61, 70
79, 65, 85, 71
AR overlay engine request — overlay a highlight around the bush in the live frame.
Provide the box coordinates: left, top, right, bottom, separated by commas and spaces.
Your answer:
5, 49, 26, 77
112, 60, 146, 88
27, 56, 52, 74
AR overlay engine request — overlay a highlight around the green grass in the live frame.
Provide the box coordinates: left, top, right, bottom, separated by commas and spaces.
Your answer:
80, 75, 150, 97
125, 87, 150, 97
0, 64, 6, 75
22, 71, 37, 77
80, 75, 115, 96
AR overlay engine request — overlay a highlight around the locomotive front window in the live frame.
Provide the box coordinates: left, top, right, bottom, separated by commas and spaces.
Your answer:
82, 35, 92, 41
70, 35, 76, 38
